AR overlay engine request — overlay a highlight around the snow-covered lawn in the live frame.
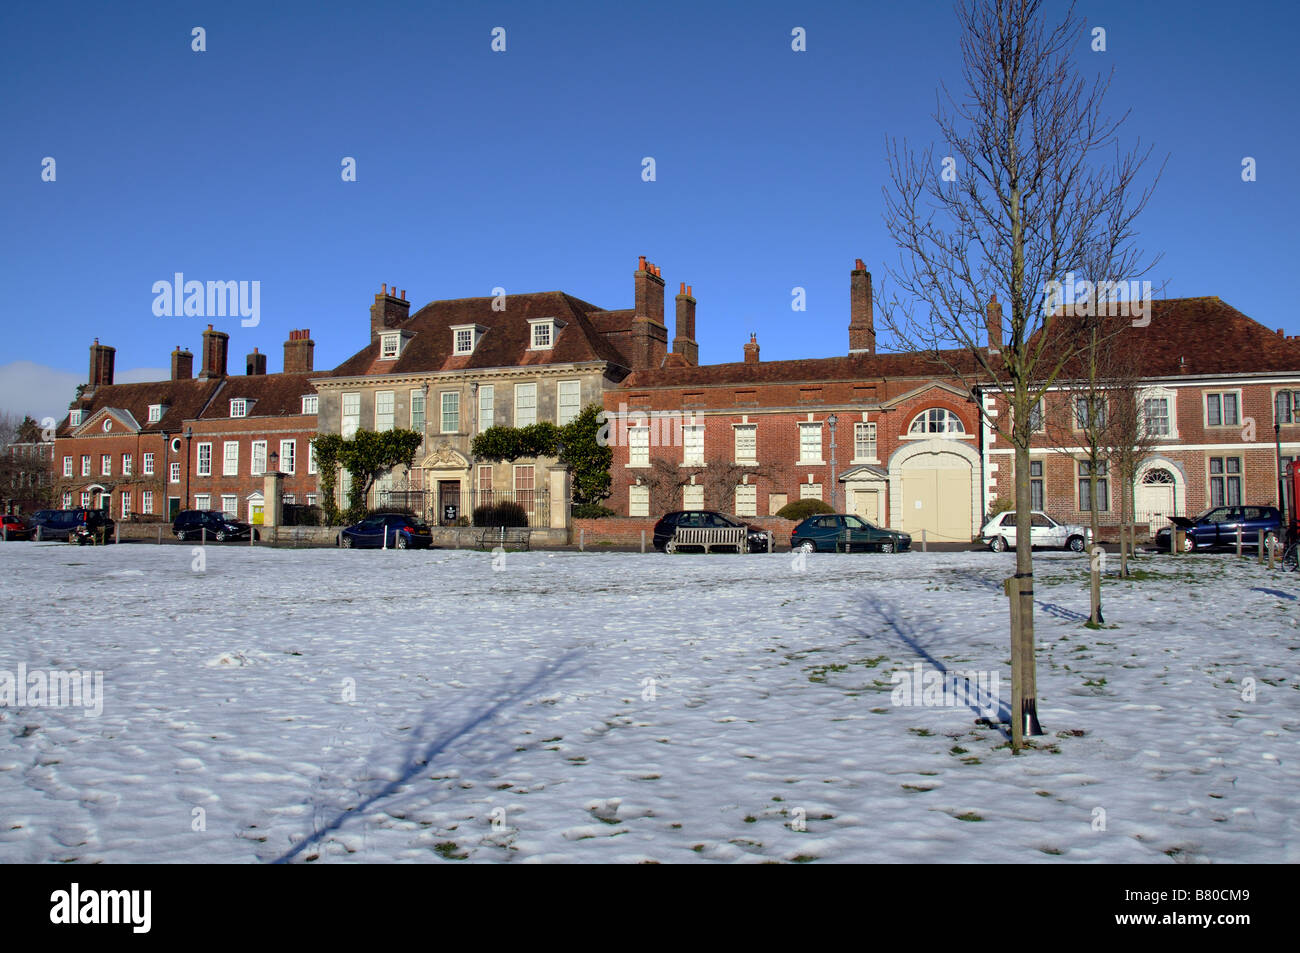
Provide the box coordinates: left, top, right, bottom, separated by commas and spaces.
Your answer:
1, 542, 1296, 863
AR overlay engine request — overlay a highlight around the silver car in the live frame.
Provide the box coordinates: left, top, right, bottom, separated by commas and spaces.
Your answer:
981, 510, 1091, 553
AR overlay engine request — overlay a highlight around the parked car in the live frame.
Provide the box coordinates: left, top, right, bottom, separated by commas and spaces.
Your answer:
981, 510, 1091, 552
790, 514, 911, 553
0, 514, 32, 540
173, 509, 254, 542
28, 508, 116, 542
652, 511, 774, 553
1154, 505, 1282, 552
340, 513, 433, 549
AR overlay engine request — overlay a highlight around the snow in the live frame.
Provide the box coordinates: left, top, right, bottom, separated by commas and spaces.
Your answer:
0, 542, 1296, 863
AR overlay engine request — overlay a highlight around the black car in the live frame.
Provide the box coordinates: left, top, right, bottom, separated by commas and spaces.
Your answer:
29, 508, 116, 542
1155, 505, 1282, 552
652, 511, 774, 553
340, 513, 434, 549
173, 509, 254, 542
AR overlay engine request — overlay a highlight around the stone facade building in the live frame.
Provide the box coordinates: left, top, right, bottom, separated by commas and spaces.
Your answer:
311, 259, 703, 525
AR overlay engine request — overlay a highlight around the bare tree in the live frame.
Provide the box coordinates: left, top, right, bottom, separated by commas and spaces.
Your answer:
877, 0, 1162, 749
643, 455, 786, 515
0, 412, 53, 513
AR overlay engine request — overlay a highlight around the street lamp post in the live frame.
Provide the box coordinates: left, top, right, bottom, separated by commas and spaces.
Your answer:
184, 427, 193, 508
827, 414, 839, 512
1276, 393, 1286, 516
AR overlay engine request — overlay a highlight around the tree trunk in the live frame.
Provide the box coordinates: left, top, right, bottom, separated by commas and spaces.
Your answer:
1013, 440, 1042, 748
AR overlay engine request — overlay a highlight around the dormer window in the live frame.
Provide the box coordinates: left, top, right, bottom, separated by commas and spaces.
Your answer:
528, 317, 564, 350
69, 410, 83, 426
450, 324, 486, 356
230, 399, 247, 418
301, 395, 318, 414
380, 332, 407, 360
148, 404, 165, 423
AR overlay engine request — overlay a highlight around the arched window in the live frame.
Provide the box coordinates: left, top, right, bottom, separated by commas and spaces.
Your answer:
909, 408, 966, 434
1142, 468, 1175, 485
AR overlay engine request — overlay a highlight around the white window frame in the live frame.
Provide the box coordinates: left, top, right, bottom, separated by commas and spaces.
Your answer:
280, 440, 296, 475
121, 491, 131, 519
223, 441, 239, 476
251, 440, 267, 476
141, 490, 153, 514
170, 462, 181, 484
628, 425, 650, 467
733, 424, 757, 464
375, 391, 395, 432
147, 404, 163, 423
556, 380, 581, 425
683, 425, 705, 466
221, 494, 238, 518
301, 395, 318, 415
341, 392, 361, 438
441, 391, 460, 434
628, 483, 650, 517
62, 491, 73, 509
528, 320, 554, 350
62, 455, 72, 477
514, 383, 537, 427
101, 453, 112, 476
852, 422, 877, 463
798, 423, 823, 464
307, 441, 317, 475
478, 385, 495, 432
143, 451, 155, 475
69, 410, 83, 427
410, 389, 425, 432
80, 491, 90, 508
380, 332, 402, 360
122, 452, 133, 476
195, 493, 211, 511
229, 399, 247, 418
196, 443, 211, 477
909, 408, 966, 434
81, 455, 91, 476
682, 483, 704, 510
735, 483, 757, 517
800, 483, 823, 501
1138, 386, 1178, 439
1205, 389, 1242, 429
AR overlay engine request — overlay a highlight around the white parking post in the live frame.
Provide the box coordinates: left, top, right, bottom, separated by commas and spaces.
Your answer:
202, 526, 206, 545
1236, 525, 1243, 558
640, 530, 645, 554
115, 522, 120, 545
580, 528, 584, 552
922, 528, 928, 553
1268, 533, 1277, 570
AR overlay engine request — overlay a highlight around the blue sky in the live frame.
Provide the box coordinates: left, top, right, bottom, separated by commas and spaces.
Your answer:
2, 0, 1296, 420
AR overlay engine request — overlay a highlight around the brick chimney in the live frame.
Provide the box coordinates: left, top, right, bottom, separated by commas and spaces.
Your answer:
672, 282, 699, 366
744, 333, 760, 364
171, 346, 193, 381
200, 324, 229, 379
283, 328, 315, 374
986, 295, 1003, 352
630, 257, 668, 370
246, 347, 267, 376
370, 284, 411, 341
849, 259, 875, 354
88, 339, 115, 387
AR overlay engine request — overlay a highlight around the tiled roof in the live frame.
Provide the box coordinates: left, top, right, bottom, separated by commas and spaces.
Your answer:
325, 292, 632, 379
58, 378, 224, 436
197, 373, 317, 419
621, 349, 983, 388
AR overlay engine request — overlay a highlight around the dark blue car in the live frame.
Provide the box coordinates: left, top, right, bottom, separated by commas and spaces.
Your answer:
340, 513, 433, 549
790, 514, 911, 553
1155, 505, 1282, 552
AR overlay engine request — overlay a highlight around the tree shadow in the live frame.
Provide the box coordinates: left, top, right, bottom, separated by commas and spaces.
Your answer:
272, 650, 583, 864
860, 594, 1011, 741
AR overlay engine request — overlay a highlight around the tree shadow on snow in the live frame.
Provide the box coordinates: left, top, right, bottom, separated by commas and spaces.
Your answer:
272, 650, 583, 864
860, 594, 1012, 741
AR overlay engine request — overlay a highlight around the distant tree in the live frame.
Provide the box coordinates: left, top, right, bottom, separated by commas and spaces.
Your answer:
312, 430, 422, 525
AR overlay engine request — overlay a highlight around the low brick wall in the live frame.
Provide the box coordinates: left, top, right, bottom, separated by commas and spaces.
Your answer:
572, 516, 799, 549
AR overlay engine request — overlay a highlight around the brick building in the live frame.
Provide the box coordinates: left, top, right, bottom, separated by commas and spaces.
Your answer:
53, 327, 321, 523
604, 261, 987, 542
312, 260, 702, 525
983, 298, 1300, 535
603, 263, 1300, 542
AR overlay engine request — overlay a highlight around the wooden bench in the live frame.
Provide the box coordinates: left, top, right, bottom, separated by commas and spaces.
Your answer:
476, 526, 532, 551
667, 526, 748, 554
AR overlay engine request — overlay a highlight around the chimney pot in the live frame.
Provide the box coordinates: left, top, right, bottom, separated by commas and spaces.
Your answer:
849, 262, 875, 354
401, 290, 406, 300
638, 255, 647, 271
680, 282, 686, 295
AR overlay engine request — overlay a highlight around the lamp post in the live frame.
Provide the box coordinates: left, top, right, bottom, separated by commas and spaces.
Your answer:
827, 414, 839, 511
183, 427, 193, 508
1276, 392, 1286, 516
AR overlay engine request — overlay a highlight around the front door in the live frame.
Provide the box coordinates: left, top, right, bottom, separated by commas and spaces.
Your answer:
438, 480, 461, 525
169, 497, 181, 519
